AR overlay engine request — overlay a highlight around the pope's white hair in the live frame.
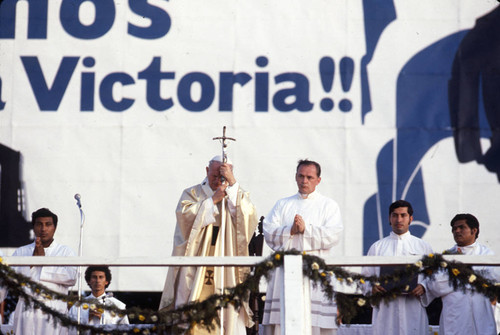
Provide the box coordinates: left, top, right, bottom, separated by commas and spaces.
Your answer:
209, 155, 233, 165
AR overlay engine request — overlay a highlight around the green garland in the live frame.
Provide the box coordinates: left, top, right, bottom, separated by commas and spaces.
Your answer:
0, 251, 498, 334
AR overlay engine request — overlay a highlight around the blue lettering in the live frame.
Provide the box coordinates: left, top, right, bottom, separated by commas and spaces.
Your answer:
255, 56, 269, 112
0, 77, 5, 110
80, 57, 95, 111
219, 72, 251, 111
60, 0, 115, 39
21, 56, 79, 111
138, 57, 175, 111
177, 73, 215, 112
0, 0, 48, 39
99, 73, 135, 111
128, 0, 171, 39
273, 73, 313, 112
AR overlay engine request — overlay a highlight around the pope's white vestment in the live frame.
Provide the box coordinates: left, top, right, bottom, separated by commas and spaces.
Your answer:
262, 191, 343, 334
12, 241, 77, 335
68, 292, 129, 334
422, 242, 498, 335
159, 178, 258, 334
362, 231, 433, 335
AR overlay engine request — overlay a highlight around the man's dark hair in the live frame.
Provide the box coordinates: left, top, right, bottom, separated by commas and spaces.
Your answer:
296, 159, 321, 177
389, 200, 413, 216
450, 213, 479, 238
85, 266, 112, 289
31, 208, 58, 228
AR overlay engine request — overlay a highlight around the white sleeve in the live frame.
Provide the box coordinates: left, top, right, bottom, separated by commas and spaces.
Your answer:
225, 181, 239, 217
263, 201, 293, 251
302, 201, 343, 251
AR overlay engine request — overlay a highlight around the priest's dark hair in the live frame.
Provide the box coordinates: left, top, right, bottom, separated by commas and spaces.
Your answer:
31, 208, 58, 228
450, 213, 479, 239
85, 266, 112, 289
296, 159, 321, 177
389, 200, 413, 216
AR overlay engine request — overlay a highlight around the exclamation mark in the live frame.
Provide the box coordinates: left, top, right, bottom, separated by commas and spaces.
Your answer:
319, 57, 335, 111
339, 57, 354, 112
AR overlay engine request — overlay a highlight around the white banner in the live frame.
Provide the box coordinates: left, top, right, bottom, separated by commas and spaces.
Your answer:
1, 0, 499, 291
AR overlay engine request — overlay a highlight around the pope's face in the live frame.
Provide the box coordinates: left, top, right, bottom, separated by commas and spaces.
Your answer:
206, 161, 223, 191
33, 217, 56, 247
389, 207, 412, 235
89, 271, 109, 296
295, 164, 321, 195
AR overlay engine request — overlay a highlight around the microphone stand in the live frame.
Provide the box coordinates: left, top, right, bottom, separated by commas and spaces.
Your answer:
75, 194, 85, 334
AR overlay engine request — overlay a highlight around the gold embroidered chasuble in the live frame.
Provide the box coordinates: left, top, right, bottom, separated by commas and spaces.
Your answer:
159, 179, 258, 332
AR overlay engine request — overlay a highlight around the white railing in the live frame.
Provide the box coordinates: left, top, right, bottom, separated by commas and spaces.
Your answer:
3, 254, 500, 335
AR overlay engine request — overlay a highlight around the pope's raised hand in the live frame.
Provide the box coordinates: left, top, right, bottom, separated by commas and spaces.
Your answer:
212, 183, 228, 204
220, 163, 236, 186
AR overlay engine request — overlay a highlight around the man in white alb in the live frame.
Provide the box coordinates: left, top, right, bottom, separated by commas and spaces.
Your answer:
69, 266, 129, 334
362, 200, 433, 335
12, 207, 77, 335
422, 213, 498, 335
262, 159, 343, 335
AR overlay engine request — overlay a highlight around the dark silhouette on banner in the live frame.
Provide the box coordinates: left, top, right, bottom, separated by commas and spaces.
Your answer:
449, 6, 500, 181
363, 6, 500, 253
0, 143, 32, 247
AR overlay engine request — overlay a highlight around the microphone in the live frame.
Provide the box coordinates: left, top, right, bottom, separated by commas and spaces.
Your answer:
74, 193, 82, 209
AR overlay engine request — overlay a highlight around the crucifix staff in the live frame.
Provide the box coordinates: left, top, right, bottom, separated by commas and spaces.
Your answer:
212, 126, 235, 334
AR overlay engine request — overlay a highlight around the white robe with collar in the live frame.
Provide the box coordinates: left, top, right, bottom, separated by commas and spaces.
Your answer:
422, 242, 498, 335
68, 292, 129, 334
362, 231, 433, 335
262, 190, 343, 330
12, 241, 77, 335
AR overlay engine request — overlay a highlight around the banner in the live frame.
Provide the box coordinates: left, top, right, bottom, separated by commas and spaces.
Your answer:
1, 0, 499, 291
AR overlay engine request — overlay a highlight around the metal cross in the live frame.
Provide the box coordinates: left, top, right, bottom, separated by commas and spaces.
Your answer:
212, 126, 236, 164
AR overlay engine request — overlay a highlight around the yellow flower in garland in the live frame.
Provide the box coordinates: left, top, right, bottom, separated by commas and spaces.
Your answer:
133, 327, 140, 333
138, 314, 146, 322
275, 254, 281, 261
451, 268, 460, 276
150, 315, 158, 322
359, 278, 365, 284
357, 298, 366, 307
468, 274, 477, 283
337, 277, 343, 282
482, 283, 489, 288
311, 262, 320, 271
415, 261, 423, 268
428, 253, 434, 258
82, 303, 89, 310
440, 261, 448, 268
320, 272, 327, 278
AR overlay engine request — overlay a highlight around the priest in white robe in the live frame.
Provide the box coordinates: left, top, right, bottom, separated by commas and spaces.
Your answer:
422, 213, 498, 335
159, 156, 259, 334
69, 266, 128, 334
362, 200, 433, 335
262, 159, 343, 335
12, 208, 77, 335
